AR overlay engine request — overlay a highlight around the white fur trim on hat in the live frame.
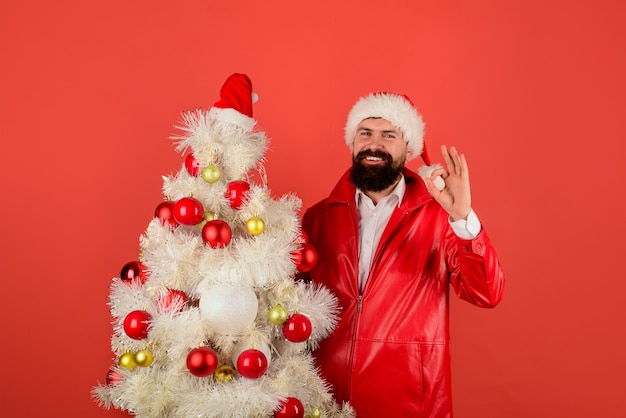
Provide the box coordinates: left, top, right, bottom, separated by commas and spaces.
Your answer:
208, 107, 256, 131
344, 93, 425, 160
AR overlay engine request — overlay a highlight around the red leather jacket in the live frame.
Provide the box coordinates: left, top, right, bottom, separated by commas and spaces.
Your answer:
302, 168, 505, 417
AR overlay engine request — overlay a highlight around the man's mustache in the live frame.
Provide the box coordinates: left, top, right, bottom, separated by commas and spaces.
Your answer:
355, 150, 392, 163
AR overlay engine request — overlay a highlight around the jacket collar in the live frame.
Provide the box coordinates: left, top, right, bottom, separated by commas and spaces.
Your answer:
327, 167, 433, 210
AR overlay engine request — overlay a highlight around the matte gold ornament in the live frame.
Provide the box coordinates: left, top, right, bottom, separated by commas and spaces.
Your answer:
306, 407, 321, 418
246, 216, 265, 235
198, 211, 216, 229
201, 165, 221, 184
214, 364, 236, 383
119, 352, 137, 370
135, 349, 154, 367
268, 303, 288, 325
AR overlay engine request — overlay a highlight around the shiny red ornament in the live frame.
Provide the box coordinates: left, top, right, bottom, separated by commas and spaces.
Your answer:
297, 230, 308, 244
202, 219, 232, 248
173, 197, 204, 225
106, 367, 123, 386
184, 154, 201, 176
290, 248, 302, 265
236, 349, 268, 379
154, 201, 179, 227
273, 397, 305, 418
295, 243, 318, 273
282, 313, 312, 343
159, 289, 188, 312
120, 261, 149, 284
123, 310, 152, 340
186, 346, 219, 377
225, 180, 250, 209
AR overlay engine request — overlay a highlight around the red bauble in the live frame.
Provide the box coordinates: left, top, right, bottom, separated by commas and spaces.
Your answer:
236, 349, 268, 379
290, 249, 302, 265
282, 313, 312, 343
186, 346, 219, 377
123, 310, 152, 340
154, 201, 179, 227
120, 261, 149, 284
225, 180, 250, 209
173, 197, 204, 225
295, 243, 318, 273
274, 397, 305, 418
106, 367, 123, 386
184, 154, 201, 176
159, 289, 188, 312
202, 220, 232, 248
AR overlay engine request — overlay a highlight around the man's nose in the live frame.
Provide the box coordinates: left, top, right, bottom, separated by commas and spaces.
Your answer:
368, 133, 387, 147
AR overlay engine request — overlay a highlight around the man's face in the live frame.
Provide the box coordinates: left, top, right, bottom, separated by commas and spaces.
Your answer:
350, 118, 411, 192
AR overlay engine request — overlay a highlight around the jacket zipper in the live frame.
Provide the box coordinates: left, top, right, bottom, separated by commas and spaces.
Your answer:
346, 291, 362, 403
347, 200, 362, 403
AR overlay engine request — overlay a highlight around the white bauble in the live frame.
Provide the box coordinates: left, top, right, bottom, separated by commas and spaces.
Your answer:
199, 284, 258, 334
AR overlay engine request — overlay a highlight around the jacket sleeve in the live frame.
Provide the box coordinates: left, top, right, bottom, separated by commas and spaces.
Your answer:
446, 227, 505, 308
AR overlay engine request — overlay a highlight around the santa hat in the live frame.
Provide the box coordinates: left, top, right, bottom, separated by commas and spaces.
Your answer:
344, 92, 430, 164
208, 73, 259, 131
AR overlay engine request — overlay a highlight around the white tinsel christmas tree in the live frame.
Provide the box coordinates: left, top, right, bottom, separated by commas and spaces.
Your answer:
92, 73, 354, 418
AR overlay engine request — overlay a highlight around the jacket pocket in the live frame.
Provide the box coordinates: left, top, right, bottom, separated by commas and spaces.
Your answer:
348, 339, 426, 416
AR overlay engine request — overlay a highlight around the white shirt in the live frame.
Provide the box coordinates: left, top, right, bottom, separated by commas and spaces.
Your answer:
356, 175, 482, 292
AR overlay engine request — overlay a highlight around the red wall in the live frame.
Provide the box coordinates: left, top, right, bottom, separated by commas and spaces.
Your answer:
1, 1, 625, 417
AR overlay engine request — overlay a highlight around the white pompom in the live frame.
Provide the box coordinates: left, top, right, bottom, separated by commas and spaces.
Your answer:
251, 92, 259, 103
433, 176, 445, 191
199, 284, 258, 334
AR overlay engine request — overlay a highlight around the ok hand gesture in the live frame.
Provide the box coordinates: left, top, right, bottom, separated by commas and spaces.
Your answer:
424, 145, 472, 221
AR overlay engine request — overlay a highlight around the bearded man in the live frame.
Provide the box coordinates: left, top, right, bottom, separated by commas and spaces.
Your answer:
301, 92, 505, 418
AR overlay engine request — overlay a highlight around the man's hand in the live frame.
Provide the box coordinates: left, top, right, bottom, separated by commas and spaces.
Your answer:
424, 145, 472, 221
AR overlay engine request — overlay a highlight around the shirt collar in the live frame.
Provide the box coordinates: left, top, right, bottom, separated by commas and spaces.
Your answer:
355, 175, 406, 208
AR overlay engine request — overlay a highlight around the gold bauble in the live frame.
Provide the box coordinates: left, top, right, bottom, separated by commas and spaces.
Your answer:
201, 165, 221, 184
198, 211, 216, 228
306, 408, 321, 418
119, 352, 137, 370
214, 364, 236, 383
246, 216, 265, 235
135, 349, 154, 367
268, 303, 288, 325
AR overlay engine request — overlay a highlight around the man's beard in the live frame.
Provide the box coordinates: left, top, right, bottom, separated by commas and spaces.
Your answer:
350, 150, 405, 192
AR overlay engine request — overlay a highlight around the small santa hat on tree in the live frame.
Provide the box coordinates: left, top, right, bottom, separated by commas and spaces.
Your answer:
208, 73, 259, 131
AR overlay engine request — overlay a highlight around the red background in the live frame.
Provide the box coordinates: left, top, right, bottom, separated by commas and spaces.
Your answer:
1, 1, 625, 417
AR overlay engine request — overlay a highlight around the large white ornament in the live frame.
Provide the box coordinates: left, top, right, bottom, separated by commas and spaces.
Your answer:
199, 284, 258, 334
